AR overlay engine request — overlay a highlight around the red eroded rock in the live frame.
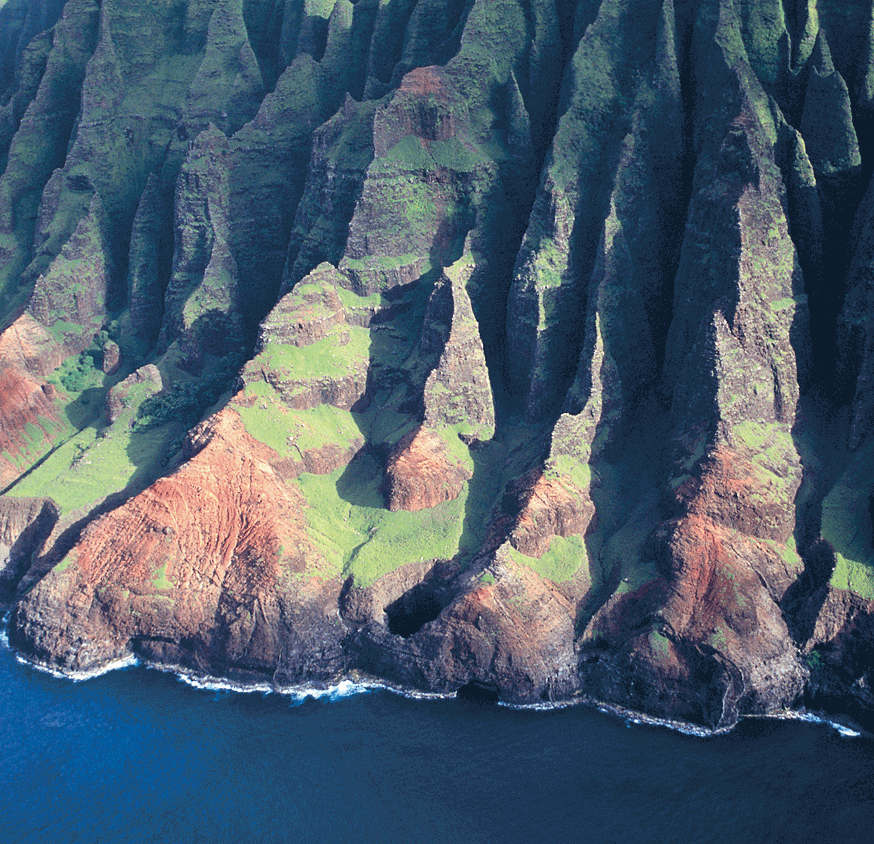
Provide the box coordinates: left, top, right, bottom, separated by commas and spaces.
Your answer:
0, 314, 66, 486
350, 557, 578, 703
383, 426, 471, 511
372, 66, 458, 158
11, 408, 347, 682
672, 445, 797, 544
582, 504, 805, 728
505, 467, 594, 558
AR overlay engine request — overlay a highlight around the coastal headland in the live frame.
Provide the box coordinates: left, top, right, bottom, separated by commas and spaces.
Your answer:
2, 0, 874, 731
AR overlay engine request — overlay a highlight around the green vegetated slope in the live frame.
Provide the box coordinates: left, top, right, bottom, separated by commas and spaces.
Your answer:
8, 380, 181, 517
232, 263, 518, 588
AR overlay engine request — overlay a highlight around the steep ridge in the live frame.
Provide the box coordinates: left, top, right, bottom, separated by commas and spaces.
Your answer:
2, 0, 874, 728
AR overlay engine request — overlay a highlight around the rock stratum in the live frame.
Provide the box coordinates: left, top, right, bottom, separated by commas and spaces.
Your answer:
2, 0, 874, 731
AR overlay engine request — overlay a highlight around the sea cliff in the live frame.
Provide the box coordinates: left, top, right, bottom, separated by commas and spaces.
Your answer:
2, 0, 874, 730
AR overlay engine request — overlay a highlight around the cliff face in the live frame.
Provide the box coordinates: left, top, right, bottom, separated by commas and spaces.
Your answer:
2, 0, 874, 729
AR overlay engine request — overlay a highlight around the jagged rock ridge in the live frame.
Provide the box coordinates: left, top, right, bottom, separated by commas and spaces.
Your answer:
1, 0, 874, 730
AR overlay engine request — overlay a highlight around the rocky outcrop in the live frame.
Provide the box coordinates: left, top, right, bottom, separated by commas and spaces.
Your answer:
0, 312, 65, 487
27, 192, 114, 336
800, 32, 860, 178
158, 126, 245, 371
506, 0, 681, 420
126, 175, 171, 346
383, 426, 471, 512
240, 263, 369, 411
419, 260, 494, 438
576, 0, 812, 728
503, 468, 593, 560
351, 552, 579, 704
0, 0, 98, 293
808, 589, 874, 712
10, 409, 347, 682
105, 365, 163, 424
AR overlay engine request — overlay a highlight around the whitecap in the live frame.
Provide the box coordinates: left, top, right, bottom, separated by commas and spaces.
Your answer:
151, 663, 386, 703
14, 652, 139, 681
159, 666, 275, 695
281, 679, 380, 704
500, 695, 730, 736
498, 699, 579, 712
791, 711, 864, 739
0, 622, 867, 737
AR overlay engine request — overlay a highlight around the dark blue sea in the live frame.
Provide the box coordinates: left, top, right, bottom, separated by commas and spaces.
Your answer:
1, 632, 872, 844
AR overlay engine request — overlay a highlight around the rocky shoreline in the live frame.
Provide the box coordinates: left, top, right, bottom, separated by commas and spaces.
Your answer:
7, 614, 867, 740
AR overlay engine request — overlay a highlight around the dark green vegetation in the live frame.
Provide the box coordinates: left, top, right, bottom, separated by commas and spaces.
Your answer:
3, 0, 874, 728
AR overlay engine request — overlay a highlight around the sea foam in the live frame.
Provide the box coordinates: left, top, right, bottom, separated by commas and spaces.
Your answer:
14, 651, 139, 681
156, 664, 385, 703
0, 615, 866, 736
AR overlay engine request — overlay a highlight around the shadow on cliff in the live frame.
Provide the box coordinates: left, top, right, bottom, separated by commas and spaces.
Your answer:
0, 498, 58, 606
784, 391, 851, 644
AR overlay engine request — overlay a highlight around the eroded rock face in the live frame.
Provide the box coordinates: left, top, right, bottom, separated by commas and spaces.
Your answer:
384, 426, 471, 512
105, 364, 162, 424
11, 409, 347, 682
0, 496, 57, 604
241, 263, 369, 410
503, 468, 594, 559
419, 265, 494, 436
350, 556, 579, 704
0, 314, 65, 487
4, 0, 874, 728
804, 588, 874, 713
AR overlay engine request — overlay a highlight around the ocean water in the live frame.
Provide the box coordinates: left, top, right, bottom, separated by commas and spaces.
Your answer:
1, 636, 872, 844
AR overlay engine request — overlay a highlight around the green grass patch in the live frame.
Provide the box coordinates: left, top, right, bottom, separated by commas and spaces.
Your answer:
49, 348, 103, 394
648, 629, 673, 660
46, 318, 89, 344
378, 135, 435, 170
341, 252, 431, 273
605, 493, 662, 597
782, 534, 802, 572
7, 421, 180, 516
731, 420, 797, 484
805, 649, 823, 670
1, 450, 22, 468
135, 353, 240, 432
293, 425, 506, 587
1, 402, 78, 483
236, 381, 362, 457
52, 550, 77, 576
22, 421, 46, 449
428, 137, 489, 172
7, 379, 185, 516
830, 552, 874, 600
152, 561, 173, 591
334, 285, 382, 310
375, 134, 488, 175
258, 327, 369, 380
506, 534, 587, 583
545, 452, 592, 491
769, 294, 807, 312
296, 456, 465, 587
709, 626, 729, 650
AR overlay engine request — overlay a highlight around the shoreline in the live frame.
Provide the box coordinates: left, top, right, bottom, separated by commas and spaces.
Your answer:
2, 624, 865, 740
